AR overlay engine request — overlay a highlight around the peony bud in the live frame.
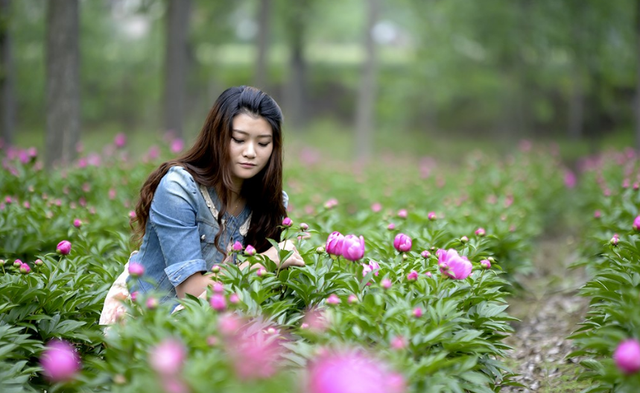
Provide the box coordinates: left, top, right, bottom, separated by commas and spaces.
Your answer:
397, 209, 407, 219
212, 281, 224, 293
348, 294, 358, 304
425, 271, 432, 278
427, 212, 436, 220
421, 250, 431, 259
229, 293, 240, 304
316, 246, 325, 254
245, 245, 256, 256
412, 307, 423, 318
611, 234, 620, 246
146, 297, 158, 310
73, 219, 82, 228
390, 336, 406, 350
56, 240, 72, 255
460, 236, 469, 243
387, 223, 395, 231
282, 217, 293, 227
232, 241, 243, 252
393, 233, 412, 252
474, 227, 486, 237
634, 216, 640, 231
256, 267, 267, 277
480, 260, 491, 269
594, 210, 601, 219
13, 259, 22, 267
19, 263, 31, 274
613, 339, 640, 374
381, 278, 392, 290
326, 294, 340, 305
149, 339, 186, 376
211, 265, 221, 273
406, 270, 418, 281
128, 262, 145, 278
300, 222, 309, 231
130, 291, 138, 302
210, 294, 226, 311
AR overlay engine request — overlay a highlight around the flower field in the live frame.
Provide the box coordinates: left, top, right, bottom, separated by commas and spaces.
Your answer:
1, 137, 639, 392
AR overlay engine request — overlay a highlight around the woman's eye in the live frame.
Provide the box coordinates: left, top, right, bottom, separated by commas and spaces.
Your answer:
232, 138, 244, 144
259, 142, 270, 147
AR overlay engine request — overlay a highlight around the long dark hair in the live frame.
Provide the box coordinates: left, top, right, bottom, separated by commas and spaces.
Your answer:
132, 86, 286, 255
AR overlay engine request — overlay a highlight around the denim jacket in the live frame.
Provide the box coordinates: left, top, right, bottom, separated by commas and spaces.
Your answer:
128, 166, 288, 305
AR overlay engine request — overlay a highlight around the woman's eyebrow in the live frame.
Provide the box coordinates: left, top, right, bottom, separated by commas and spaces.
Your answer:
232, 129, 272, 138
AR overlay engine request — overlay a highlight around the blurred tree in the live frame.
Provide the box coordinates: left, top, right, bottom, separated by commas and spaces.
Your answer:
45, 0, 79, 167
163, 0, 191, 139
254, 0, 272, 90
280, 0, 311, 130
0, 0, 15, 146
355, 0, 378, 161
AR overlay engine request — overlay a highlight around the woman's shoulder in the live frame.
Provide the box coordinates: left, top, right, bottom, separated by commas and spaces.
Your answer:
158, 165, 198, 193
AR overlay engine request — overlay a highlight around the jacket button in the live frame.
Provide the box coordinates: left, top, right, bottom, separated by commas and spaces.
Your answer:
201, 235, 206, 240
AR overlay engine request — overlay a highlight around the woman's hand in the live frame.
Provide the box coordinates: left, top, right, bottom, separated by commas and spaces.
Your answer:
238, 240, 305, 271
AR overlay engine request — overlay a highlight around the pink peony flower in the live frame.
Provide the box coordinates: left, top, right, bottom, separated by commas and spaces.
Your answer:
282, 217, 293, 227
480, 259, 491, 269
226, 321, 284, 380
149, 338, 186, 376
397, 209, 407, 219
218, 313, 243, 335
348, 294, 358, 304
212, 281, 224, 293
427, 211, 436, 220
256, 267, 267, 277
210, 294, 227, 311
421, 250, 431, 259
229, 293, 240, 304
146, 297, 159, 309
361, 260, 380, 277
564, 170, 577, 188
326, 231, 345, 256
381, 278, 392, 289
390, 336, 407, 350
387, 223, 395, 231
114, 133, 127, 148
300, 222, 309, 231
393, 233, 412, 252
324, 198, 338, 209
412, 307, 423, 318
56, 240, 72, 255
406, 270, 418, 281
613, 339, 640, 374
611, 234, 620, 246
634, 216, 640, 231
594, 210, 602, 218
341, 234, 365, 261
371, 202, 382, 213
245, 245, 256, 256
19, 263, 31, 274
307, 349, 406, 393
438, 249, 473, 280
128, 262, 145, 278
73, 218, 82, 228
40, 340, 81, 382
475, 227, 486, 237
326, 294, 341, 305
170, 139, 184, 154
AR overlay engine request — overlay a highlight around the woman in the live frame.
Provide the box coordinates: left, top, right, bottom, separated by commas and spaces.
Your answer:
100, 86, 304, 323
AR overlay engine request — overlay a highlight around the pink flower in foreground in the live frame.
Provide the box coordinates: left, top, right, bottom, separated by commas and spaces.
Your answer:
438, 249, 473, 280
40, 340, 81, 382
613, 339, 640, 374
56, 240, 72, 255
326, 231, 345, 256
301, 308, 328, 333
149, 338, 186, 376
210, 294, 227, 311
229, 325, 284, 380
128, 262, 144, 278
633, 216, 640, 231
341, 234, 365, 261
307, 349, 405, 393
393, 233, 412, 252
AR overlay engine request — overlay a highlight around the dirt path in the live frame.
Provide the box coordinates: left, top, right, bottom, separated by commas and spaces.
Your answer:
501, 235, 590, 392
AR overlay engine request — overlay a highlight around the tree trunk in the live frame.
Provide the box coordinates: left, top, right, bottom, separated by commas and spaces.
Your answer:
568, 69, 584, 140
254, 0, 271, 90
283, 0, 308, 131
45, 0, 80, 167
636, 0, 640, 151
354, 0, 378, 161
0, 0, 15, 147
163, 0, 191, 140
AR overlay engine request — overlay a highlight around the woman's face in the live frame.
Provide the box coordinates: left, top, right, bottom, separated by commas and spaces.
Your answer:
228, 113, 274, 187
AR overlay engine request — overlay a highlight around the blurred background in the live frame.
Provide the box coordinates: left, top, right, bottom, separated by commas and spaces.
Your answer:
0, 0, 638, 166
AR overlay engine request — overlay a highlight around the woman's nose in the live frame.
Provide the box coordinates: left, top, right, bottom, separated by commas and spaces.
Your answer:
243, 142, 256, 158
